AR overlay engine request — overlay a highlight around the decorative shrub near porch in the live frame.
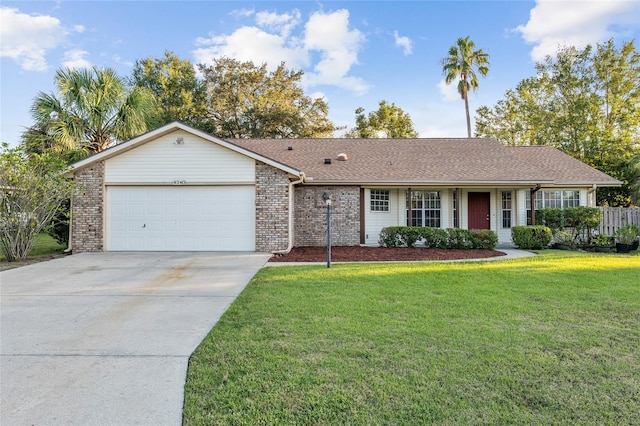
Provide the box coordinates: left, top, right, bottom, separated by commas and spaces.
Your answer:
511, 225, 553, 249
536, 206, 601, 244
379, 227, 498, 250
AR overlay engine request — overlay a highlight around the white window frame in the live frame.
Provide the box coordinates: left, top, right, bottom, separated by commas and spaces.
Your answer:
527, 190, 580, 210
370, 189, 390, 212
407, 190, 441, 228
501, 191, 512, 228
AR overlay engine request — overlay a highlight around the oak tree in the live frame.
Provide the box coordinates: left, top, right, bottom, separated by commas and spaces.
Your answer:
345, 100, 418, 138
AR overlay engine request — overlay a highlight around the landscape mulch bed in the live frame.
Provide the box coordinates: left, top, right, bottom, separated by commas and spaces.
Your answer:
269, 246, 506, 262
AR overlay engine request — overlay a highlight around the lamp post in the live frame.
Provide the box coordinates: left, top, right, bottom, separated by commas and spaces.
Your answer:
323, 192, 331, 268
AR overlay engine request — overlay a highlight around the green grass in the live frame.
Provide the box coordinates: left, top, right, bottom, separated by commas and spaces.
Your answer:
0, 233, 65, 261
183, 251, 640, 425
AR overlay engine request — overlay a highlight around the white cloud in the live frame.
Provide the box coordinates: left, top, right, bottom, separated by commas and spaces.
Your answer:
309, 91, 327, 101
193, 8, 369, 95
303, 9, 368, 94
256, 9, 301, 37
194, 26, 308, 70
73, 24, 85, 33
229, 7, 255, 19
394, 30, 412, 55
516, 0, 640, 61
0, 7, 68, 71
437, 79, 460, 102
62, 49, 91, 69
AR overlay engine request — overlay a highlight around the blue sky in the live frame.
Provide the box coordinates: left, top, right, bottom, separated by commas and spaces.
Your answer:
1, 1, 639, 146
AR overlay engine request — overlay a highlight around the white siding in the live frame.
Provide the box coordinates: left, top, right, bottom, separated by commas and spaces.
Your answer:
495, 189, 516, 245
364, 188, 401, 245
105, 130, 255, 183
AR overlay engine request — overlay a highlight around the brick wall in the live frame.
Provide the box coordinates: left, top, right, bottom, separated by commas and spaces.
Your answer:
255, 162, 290, 252
294, 186, 360, 246
71, 162, 104, 252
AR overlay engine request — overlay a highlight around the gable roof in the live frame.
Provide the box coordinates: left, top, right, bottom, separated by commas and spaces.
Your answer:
66, 122, 302, 178
230, 137, 621, 187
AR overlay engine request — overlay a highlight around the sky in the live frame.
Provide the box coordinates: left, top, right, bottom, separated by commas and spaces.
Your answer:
1, 0, 639, 146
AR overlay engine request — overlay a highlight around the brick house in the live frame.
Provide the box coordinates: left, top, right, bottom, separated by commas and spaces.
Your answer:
66, 122, 621, 252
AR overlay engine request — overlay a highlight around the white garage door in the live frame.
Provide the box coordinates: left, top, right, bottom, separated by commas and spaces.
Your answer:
106, 186, 255, 251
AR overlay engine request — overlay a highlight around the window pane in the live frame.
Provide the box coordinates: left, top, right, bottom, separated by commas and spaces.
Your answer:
502, 210, 512, 228
563, 190, 579, 208
501, 191, 512, 228
370, 190, 390, 212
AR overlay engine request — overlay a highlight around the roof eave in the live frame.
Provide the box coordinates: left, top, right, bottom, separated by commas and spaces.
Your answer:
302, 179, 555, 186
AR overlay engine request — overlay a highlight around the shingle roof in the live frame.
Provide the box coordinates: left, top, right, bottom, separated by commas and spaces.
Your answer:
229, 137, 620, 186
506, 146, 621, 185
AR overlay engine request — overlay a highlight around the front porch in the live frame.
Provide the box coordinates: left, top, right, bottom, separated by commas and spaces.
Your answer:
362, 187, 593, 246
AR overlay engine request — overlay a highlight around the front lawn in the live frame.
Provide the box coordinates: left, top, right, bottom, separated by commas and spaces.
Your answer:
183, 251, 640, 425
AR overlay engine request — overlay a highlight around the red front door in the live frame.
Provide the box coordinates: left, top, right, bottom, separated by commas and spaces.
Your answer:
468, 192, 490, 230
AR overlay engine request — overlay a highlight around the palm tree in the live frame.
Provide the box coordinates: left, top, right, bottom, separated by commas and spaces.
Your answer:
25, 67, 155, 156
441, 36, 490, 137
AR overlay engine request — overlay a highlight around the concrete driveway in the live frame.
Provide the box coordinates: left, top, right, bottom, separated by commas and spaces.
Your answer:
0, 252, 270, 425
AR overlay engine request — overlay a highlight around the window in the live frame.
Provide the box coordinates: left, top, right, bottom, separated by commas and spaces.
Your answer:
501, 191, 512, 228
407, 191, 441, 227
526, 190, 580, 224
370, 190, 390, 212
562, 190, 580, 208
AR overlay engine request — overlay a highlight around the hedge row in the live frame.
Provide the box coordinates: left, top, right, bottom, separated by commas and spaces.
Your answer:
379, 226, 498, 250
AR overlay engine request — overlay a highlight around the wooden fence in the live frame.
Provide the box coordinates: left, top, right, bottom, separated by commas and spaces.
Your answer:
598, 207, 640, 235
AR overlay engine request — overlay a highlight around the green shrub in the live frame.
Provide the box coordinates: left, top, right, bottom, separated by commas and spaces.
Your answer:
591, 233, 612, 247
46, 199, 70, 246
511, 226, 552, 250
379, 227, 498, 250
536, 208, 566, 231
471, 229, 499, 250
553, 230, 575, 248
379, 227, 403, 247
536, 207, 601, 244
422, 227, 449, 249
398, 227, 422, 248
445, 228, 474, 249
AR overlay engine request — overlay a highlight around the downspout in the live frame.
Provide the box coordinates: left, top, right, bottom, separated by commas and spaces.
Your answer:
587, 184, 597, 206
65, 196, 73, 253
272, 173, 305, 254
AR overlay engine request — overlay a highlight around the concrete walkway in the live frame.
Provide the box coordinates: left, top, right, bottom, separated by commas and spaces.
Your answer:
0, 252, 270, 426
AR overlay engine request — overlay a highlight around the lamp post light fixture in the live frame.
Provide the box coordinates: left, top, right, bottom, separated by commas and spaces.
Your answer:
322, 192, 331, 268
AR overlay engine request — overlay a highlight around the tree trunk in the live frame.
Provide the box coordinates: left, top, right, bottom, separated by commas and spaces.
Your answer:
464, 90, 471, 138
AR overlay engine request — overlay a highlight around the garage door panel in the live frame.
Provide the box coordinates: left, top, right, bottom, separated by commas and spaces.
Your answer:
107, 186, 255, 251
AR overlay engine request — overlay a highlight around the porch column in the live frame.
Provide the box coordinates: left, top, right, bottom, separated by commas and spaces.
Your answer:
530, 184, 541, 225
455, 188, 461, 228
407, 188, 412, 226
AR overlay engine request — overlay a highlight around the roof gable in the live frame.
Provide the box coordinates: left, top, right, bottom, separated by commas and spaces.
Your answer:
67, 122, 301, 177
